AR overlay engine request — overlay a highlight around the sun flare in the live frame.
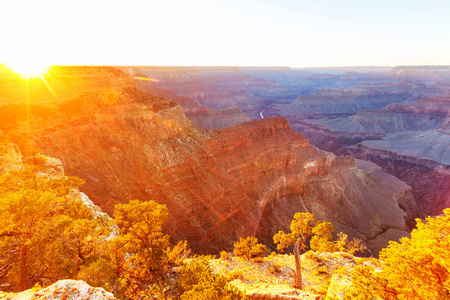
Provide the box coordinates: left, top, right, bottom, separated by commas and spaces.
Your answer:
6, 62, 49, 79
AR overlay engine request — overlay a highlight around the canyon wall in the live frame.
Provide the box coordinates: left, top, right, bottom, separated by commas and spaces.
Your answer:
0, 66, 419, 254
251, 67, 450, 216
285, 94, 450, 215
117, 66, 449, 218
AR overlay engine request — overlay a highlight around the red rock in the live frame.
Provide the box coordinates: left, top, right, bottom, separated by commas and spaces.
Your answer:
0, 66, 418, 254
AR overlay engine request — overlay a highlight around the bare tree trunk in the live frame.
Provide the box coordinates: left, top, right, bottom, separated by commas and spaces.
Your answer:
293, 240, 302, 289
20, 242, 27, 291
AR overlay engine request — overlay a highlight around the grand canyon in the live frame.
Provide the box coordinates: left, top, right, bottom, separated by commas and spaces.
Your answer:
124, 65, 449, 218
2, 0, 450, 297
0, 64, 448, 299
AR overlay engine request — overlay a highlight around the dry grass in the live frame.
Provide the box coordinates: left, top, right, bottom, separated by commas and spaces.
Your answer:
208, 251, 358, 299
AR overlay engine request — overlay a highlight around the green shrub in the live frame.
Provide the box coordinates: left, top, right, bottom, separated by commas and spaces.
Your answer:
176, 256, 246, 300
233, 236, 268, 261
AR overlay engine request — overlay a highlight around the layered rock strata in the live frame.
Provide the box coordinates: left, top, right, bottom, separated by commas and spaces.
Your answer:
286, 95, 450, 215
0, 67, 418, 254
119, 67, 251, 129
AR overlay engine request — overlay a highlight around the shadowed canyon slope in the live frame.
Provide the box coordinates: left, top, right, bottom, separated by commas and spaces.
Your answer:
0, 66, 419, 254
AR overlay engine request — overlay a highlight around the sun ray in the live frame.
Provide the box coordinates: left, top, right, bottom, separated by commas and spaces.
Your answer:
25, 73, 31, 138
38, 68, 81, 100
4, 62, 58, 135
38, 73, 57, 98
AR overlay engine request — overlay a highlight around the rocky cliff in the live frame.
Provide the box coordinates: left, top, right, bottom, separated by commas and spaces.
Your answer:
279, 94, 450, 216
0, 142, 115, 230
0, 66, 419, 254
350, 122, 450, 215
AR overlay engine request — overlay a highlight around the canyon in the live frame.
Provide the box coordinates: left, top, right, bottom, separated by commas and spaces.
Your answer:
128, 65, 449, 218
0, 66, 421, 255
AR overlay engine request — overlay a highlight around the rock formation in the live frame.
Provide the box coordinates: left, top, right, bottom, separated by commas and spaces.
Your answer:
0, 280, 116, 300
281, 95, 450, 216
0, 144, 22, 175
0, 141, 115, 229
294, 94, 449, 138
250, 68, 449, 217
0, 66, 419, 254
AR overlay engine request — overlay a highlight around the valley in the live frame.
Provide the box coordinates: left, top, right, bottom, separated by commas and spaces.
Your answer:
0, 65, 424, 255
1, 0, 449, 298
126, 65, 449, 218
0, 64, 448, 299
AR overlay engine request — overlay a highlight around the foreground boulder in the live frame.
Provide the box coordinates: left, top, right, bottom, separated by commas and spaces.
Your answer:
0, 280, 116, 300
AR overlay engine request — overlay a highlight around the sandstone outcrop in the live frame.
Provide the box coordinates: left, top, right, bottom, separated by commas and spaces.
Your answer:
0, 141, 116, 236
0, 143, 22, 175
0, 280, 116, 300
0, 67, 418, 254
350, 141, 449, 216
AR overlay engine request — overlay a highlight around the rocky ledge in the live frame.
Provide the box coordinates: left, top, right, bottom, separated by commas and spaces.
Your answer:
0, 280, 116, 300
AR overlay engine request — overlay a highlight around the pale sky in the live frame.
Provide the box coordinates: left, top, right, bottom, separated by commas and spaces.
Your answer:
1, 0, 450, 67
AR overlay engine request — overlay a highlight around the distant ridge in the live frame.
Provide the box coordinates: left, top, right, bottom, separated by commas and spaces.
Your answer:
390, 65, 450, 69
239, 66, 292, 70
299, 66, 391, 74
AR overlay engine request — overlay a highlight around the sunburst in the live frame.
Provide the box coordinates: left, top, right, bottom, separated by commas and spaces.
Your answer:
6, 61, 49, 79
4, 61, 57, 134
